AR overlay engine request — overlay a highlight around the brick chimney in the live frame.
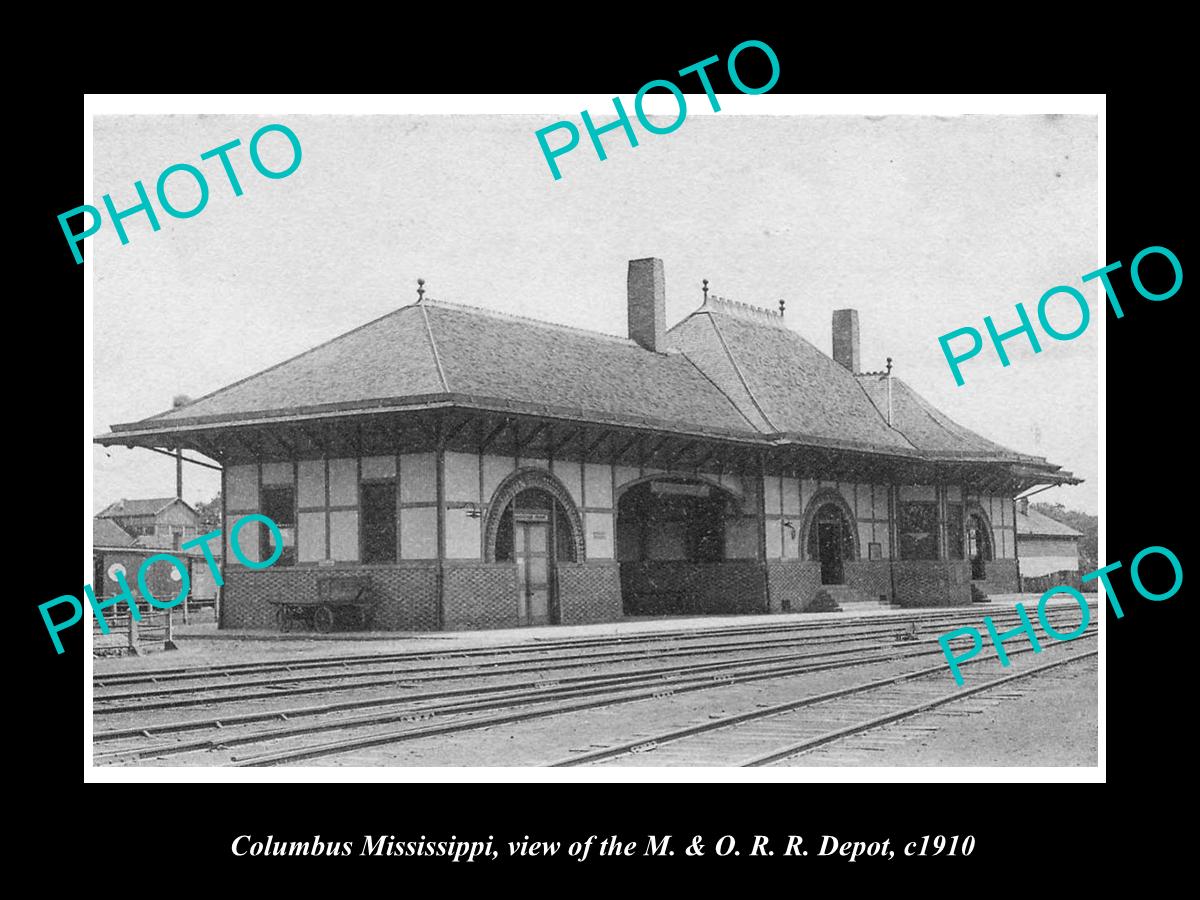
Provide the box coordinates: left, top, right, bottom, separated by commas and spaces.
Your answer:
832, 309, 861, 373
628, 258, 666, 352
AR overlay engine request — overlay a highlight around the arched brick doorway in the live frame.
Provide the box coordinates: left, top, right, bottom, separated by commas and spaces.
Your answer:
483, 468, 585, 626
799, 489, 859, 585
966, 505, 994, 581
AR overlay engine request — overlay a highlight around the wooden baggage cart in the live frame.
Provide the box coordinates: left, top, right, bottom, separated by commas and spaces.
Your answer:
271, 576, 376, 633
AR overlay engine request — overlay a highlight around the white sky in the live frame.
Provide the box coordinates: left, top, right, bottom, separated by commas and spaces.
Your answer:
92, 112, 1098, 514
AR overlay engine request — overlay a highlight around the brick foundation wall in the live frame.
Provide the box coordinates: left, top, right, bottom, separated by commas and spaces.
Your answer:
765, 560, 822, 612
1020, 569, 1094, 594
222, 564, 439, 631
891, 560, 972, 607
443, 562, 520, 630
557, 562, 623, 625
976, 558, 1020, 597
620, 561, 767, 616
844, 561, 893, 604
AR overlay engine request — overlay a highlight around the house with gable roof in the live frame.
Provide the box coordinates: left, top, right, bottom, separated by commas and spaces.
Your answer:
96, 496, 201, 549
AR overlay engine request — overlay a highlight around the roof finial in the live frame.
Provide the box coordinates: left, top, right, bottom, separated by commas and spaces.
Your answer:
417, 278, 426, 303
885, 357, 894, 426
702, 279, 709, 303
778, 298, 786, 317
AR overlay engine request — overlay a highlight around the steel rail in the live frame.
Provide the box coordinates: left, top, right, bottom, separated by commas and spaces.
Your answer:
94, 603, 1074, 717
95, 602, 1094, 686
741, 648, 1098, 767
97, 638, 962, 757
544, 635, 1098, 767
220, 627, 1097, 767
93, 620, 995, 704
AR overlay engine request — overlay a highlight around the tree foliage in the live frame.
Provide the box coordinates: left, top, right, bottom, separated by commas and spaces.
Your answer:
194, 491, 222, 531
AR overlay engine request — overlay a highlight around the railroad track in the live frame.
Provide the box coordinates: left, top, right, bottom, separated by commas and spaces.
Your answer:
92, 624, 979, 713
95, 638, 963, 762
93, 603, 1085, 688
95, 613, 1097, 767
93, 603, 1088, 723
94, 638, 926, 721
546, 639, 1098, 767
94, 602, 1096, 714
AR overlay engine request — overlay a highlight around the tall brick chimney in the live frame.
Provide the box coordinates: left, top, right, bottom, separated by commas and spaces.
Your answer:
628, 258, 666, 352
832, 309, 861, 373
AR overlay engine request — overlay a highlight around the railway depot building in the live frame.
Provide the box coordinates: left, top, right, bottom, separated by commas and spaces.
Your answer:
96, 258, 1078, 631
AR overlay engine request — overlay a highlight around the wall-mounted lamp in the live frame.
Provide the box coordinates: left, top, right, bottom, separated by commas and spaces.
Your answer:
782, 520, 797, 540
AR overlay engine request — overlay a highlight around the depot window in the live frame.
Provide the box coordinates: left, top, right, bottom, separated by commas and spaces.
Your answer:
360, 481, 397, 564
898, 501, 939, 560
260, 485, 297, 566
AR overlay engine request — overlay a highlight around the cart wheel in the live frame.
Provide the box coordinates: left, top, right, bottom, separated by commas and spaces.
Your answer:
275, 606, 290, 633
314, 605, 336, 634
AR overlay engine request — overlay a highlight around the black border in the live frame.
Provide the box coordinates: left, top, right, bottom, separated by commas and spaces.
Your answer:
29, 39, 1186, 880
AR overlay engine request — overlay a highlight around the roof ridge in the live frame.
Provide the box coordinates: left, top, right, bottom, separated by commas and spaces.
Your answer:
424, 298, 643, 346
704, 312, 778, 431
696, 295, 789, 329
419, 303, 450, 391
143, 304, 421, 423
859, 373, 954, 448
850, 373, 918, 451
677, 349, 767, 434
99, 496, 180, 511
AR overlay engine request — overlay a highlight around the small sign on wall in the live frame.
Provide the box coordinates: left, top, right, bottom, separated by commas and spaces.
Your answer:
592, 531, 607, 539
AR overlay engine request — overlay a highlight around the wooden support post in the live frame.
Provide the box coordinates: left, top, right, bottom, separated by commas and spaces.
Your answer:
937, 484, 948, 561
219, 462, 227, 631
435, 413, 446, 631
892, 483, 903, 603
757, 452, 770, 612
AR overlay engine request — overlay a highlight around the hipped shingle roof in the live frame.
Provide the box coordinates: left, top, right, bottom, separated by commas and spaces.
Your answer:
106, 294, 1071, 475
140, 301, 756, 438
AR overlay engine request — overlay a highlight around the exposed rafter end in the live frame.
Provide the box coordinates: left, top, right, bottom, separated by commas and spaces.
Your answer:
144, 445, 222, 472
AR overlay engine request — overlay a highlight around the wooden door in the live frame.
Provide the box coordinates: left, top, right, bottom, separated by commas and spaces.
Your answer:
515, 520, 552, 625
818, 522, 844, 585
